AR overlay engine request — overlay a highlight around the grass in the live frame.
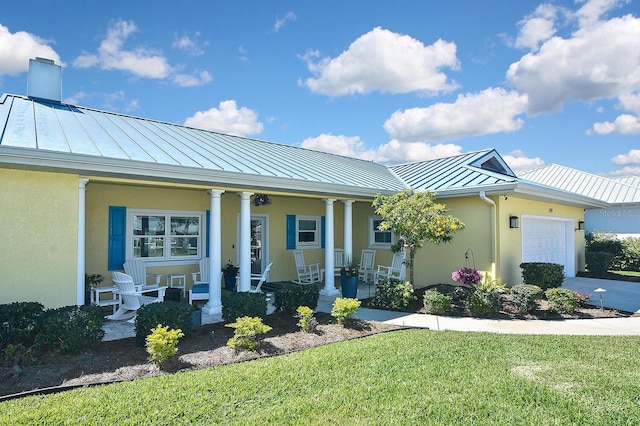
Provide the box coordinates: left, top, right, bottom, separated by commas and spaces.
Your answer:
2, 330, 640, 425
612, 270, 640, 278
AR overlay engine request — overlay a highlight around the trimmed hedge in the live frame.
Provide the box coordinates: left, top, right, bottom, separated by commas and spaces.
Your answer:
585, 251, 615, 275
520, 262, 564, 290
222, 292, 268, 323
0, 302, 44, 349
135, 301, 194, 346
35, 304, 105, 354
273, 283, 320, 315
510, 284, 543, 315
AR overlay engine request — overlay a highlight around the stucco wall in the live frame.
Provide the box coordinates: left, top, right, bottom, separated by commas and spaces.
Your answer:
0, 169, 78, 307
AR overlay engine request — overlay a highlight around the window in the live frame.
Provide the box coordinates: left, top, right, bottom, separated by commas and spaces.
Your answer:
129, 210, 202, 261
369, 215, 393, 248
296, 216, 321, 249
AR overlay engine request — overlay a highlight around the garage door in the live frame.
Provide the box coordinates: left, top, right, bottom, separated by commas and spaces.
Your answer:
521, 217, 574, 276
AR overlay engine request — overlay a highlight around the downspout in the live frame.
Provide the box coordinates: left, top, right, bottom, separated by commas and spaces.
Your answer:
478, 191, 498, 280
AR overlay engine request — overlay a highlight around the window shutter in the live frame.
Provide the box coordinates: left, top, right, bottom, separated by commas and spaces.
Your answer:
321, 216, 325, 249
286, 215, 296, 249
108, 206, 126, 270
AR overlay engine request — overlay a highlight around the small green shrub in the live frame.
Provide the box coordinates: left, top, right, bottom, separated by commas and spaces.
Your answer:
475, 275, 506, 293
520, 262, 565, 290
146, 324, 184, 364
226, 316, 272, 352
0, 302, 44, 349
135, 301, 194, 346
423, 289, 452, 314
296, 306, 318, 333
467, 289, 499, 317
585, 251, 615, 275
618, 237, 640, 271
370, 278, 416, 310
430, 283, 471, 303
35, 304, 105, 354
274, 283, 320, 315
545, 288, 580, 314
222, 292, 267, 323
510, 284, 543, 314
331, 298, 361, 324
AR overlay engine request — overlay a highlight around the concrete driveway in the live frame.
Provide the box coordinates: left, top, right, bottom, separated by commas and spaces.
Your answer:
562, 276, 640, 314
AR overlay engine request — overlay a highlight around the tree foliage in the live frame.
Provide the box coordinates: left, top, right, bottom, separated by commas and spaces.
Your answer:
373, 189, 465, 285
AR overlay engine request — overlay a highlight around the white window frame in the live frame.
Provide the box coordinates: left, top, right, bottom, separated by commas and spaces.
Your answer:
369, 215, 394, 249
126, 209, 204, 265
296, 215, 321, 249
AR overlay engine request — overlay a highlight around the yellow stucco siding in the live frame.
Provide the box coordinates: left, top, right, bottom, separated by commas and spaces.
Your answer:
0, 169, 78, 307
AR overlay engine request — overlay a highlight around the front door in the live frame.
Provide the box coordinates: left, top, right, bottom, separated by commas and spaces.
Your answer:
250, 215, 268, 275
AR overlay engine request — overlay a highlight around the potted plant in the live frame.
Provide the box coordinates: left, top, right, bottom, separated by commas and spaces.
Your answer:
340, 257, 359, 298
222, 261, 239, 290
84, 273, 104, 305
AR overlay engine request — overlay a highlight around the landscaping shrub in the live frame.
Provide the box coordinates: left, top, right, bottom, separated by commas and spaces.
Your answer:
520, 262, 565, 290
145, 324, 184, 364
423, 289, 452, 314
510, 284, 543, 315
226, 316, 272, 352
618, 237, 640, 272
35, 304, 104, 354
430, 284, 471, 303
545, 288, 580, 314
331, 298, 361, 324
222, 292, 268, 323
467, 288, 499, 317
273, 282, 320, 315
370, 278, 416, 310
296, 306, 318, 333
585, 251, 615, 275
0, 302, 44, 349
135, 301, 194, 346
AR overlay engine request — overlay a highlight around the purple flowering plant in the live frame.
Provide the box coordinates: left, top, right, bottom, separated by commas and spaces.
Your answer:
452, 267, 483, 285
340, 258, 359, 278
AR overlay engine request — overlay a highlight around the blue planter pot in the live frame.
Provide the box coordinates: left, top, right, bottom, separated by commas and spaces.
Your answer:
224, 275, 236, 290
340, 274, 358, 298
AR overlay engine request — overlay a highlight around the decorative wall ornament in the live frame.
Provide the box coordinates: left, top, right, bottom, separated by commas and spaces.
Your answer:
252, 194, 272, 206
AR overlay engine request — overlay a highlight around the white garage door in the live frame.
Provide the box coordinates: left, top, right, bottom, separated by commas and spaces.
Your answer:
522, 217, 574, 276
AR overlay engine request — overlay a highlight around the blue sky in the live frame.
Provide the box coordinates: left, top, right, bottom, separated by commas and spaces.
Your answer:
1, 0, 638, 176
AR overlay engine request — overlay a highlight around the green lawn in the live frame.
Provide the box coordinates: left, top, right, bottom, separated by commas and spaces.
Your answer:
2, 330, 639, 425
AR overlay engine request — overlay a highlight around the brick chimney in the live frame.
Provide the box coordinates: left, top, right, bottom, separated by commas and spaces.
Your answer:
27, 57, 62, 103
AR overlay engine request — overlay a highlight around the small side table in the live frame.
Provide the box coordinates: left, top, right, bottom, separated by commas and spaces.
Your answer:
90, 286, 120, 314
167, 274, 186, 298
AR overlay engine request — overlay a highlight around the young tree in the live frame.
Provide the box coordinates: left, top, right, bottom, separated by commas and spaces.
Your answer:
373, 189, 465, 286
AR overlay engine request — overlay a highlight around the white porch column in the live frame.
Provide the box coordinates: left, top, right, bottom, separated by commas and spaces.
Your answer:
321, 198, 339, 296
342, 200, 354, 261
76, 178, 89, 305
238, 192, 253, 292
204, 189, 224, 315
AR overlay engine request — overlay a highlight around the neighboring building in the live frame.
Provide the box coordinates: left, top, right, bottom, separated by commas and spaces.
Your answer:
0, 58, 606, 312
518, 164, 640, 238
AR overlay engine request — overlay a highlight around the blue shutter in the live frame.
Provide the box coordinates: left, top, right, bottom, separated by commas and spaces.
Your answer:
205, 210, 210, 258
321, 216, 325, 249
108, 206, 126, 270
286, 215, 296, 249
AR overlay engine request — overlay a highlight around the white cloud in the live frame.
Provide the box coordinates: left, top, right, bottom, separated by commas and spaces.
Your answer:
300, 133, 461, 165
383, 88, 528, 143
0, 24, 62, 77
172, 33, 206, 56
301, 27, 460, 96
273, 12, 297, 32
607, 166, 640, 176
589, 93, 640, 135
513, 4, 559, 51
73, 19, 211, 86
184, 100, 263, 137
575, 0, 624, 27
612, 149, 640, 165
506, 9, 640, 113
503, 150, 545, 171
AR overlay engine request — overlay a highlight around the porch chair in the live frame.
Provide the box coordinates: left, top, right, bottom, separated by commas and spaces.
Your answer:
374, 250, 406, 285
123, 260, 162, 290
320, 249, 345, 281
358, 249, 376, 284
249, 262, 273, 293
108, 272, 167, 323
189, 258, 211, 305
292, 250, 321, 284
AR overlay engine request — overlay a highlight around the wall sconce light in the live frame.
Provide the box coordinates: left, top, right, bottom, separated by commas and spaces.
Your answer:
577, 221, 585, 231
509, 215, 519, 229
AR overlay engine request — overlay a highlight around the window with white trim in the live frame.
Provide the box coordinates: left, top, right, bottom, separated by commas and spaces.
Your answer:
129, 210, 203, 261
296, 216, 321, 249
369, 215, 393, 248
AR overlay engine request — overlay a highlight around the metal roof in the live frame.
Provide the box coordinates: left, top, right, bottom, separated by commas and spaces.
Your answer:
517, 164, 640, 205
0, 94, 405, 197
390, 149, 519, 194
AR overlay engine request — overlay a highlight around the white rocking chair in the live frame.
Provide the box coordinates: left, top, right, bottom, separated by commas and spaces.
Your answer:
374, 250, 406, 285
293, 250, 321, 284
108, 272, 167, 323
249, 262, 273, 293
358, 249, 376, 283
320, 249, 345, 281
189, 258, 211, 305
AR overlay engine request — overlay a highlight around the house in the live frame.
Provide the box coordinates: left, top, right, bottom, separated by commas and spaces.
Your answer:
518, 164, 640, 238
0, 58, 606, 313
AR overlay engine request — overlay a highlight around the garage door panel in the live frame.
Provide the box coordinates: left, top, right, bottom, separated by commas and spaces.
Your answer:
522, 218, 567, 267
